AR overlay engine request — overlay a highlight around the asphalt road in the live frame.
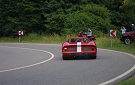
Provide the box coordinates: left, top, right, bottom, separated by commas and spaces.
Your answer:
0, 43, 135, 85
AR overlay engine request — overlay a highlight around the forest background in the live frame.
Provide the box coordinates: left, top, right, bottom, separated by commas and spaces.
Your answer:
0, 0, 135, 37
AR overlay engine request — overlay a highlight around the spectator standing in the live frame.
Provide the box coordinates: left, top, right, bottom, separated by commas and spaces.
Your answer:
131, 24, 135, 31
87, 28, 92, 38
121, 26, 126, 34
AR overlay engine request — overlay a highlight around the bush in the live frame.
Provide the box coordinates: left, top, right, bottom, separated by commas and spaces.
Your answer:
62, 4, 114, 36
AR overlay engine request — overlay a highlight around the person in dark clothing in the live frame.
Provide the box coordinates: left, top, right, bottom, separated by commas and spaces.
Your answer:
131, 24, 135, 31
78, 30, 84, 37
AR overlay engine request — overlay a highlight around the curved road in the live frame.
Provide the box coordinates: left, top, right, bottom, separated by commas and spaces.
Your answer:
0, 43, 135, 85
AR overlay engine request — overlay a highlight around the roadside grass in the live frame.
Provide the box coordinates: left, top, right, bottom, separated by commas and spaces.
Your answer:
117, 77, 135, 85
0, 34, 135, 84
0, 34, 134, 54
0, 34, 75, 44
22, 33, 75, 43
0, 37, 18, 43
95, 36, 135, 54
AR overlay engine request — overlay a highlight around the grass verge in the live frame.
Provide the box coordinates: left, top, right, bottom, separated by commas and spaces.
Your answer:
0, 34, 135, 54
95, 36, 135, 54
117, 77, 135, 85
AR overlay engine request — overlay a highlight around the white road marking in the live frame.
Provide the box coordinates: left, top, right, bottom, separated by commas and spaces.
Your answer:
77, 42, 81, 52
0, 46, 54, 73
98, 48, 135, 85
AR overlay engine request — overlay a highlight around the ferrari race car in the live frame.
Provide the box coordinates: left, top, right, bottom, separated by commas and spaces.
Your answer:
62, 37, 97, 60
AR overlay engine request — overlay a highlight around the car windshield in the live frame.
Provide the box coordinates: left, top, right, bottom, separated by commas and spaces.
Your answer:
69, 38, 88, 43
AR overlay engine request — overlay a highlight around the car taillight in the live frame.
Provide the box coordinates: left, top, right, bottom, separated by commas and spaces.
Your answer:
63, 47, 68, 51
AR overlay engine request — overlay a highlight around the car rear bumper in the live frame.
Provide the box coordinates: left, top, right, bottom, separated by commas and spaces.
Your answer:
63, 51, 96, 57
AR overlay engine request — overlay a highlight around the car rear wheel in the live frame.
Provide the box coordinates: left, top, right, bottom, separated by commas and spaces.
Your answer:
63, 56, 68, 60
62, 56, 72, 60
124, 37, 131, 44
90, 56, 97, 59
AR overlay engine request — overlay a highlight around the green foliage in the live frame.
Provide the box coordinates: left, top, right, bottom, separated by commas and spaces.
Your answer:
44, 12, 66, 35
118, 0, 135, 30
63, 4, 112, 35
0, 0, 135, 37
0, 0, 44, 36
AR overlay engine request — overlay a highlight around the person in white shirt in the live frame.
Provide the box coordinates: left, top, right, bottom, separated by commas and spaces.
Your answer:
87, 28, 92, 38
121, 26, 126, 34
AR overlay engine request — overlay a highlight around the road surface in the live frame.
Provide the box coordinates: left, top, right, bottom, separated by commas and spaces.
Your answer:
0, 43, 135, 85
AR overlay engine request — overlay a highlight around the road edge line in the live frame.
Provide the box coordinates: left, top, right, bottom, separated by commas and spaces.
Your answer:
98, 48, 135, 85
0, 46, 54, 73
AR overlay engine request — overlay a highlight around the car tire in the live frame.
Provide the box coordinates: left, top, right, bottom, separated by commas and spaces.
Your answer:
91, 56, 97, 59
62, 56, 71, 60
124, 37, 131, 44
62, 56, 67, 60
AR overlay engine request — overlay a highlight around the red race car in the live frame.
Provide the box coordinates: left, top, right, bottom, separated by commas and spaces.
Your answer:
62, 37, 97, 60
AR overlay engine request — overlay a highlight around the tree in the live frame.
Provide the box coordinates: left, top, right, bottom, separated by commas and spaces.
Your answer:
63, 4, 112, 35
119, 0, 135, 30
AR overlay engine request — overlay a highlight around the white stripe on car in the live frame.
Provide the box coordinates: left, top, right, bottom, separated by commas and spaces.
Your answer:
77, 42, 81, 52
